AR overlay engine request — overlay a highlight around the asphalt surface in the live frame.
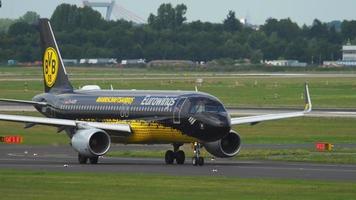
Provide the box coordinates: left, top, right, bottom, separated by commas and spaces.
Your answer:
2, 104, 356, 118
1, 144, 356, 182
1, 102, 356, 181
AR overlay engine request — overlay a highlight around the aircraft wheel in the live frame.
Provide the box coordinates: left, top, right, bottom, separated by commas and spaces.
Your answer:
198, 157, 204, 166
78, 154, 88, 164
165, 150, 175, 164
89, 156, 99, 164
175, 150, 185, 165
192, 157, 198, 166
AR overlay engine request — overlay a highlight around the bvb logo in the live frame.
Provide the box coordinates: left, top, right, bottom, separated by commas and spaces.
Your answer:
43, 47, 59, 88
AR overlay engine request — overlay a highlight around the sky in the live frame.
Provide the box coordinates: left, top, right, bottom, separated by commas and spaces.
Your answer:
0, 0, 356, 25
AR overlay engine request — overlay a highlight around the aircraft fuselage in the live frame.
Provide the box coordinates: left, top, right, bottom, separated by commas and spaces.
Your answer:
33, 89, 231, 144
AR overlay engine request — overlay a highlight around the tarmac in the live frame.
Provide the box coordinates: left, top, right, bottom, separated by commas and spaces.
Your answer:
2, 104, 356, 118
1, 144, 356, 182
1, 103, 356, 181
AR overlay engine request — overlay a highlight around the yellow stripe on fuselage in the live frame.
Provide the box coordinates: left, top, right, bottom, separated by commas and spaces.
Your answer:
81, 118, 196, 144
96, 97, 135, 104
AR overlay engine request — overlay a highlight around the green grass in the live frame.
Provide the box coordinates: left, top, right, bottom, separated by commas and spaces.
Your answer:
1, 67, 356, 164
106, 117, 356, 164
237, 148, 356, 164
236, 117, 356, 144
0, 170, 355, 200
108, 148, 356, 165
2, 67, 356, 107
2, 115, 356, 146
0, 112, 68, 145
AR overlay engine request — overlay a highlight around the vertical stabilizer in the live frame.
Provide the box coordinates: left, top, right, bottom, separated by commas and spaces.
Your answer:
38, 18, 73, 93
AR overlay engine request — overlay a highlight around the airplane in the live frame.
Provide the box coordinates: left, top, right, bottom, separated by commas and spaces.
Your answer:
0, 18, 312, 166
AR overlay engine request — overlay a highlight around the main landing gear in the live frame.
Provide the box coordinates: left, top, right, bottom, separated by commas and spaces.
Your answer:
164, 142, 204, 166
78, 154, 99, 164
165, 144, 185, 165
192, 142, 204, 166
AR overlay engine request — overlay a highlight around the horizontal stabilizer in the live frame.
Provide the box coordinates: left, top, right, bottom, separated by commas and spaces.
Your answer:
0, 98, 47, 106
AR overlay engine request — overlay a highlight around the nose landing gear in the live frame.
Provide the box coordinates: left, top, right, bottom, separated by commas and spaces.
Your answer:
192, 142, 204, 166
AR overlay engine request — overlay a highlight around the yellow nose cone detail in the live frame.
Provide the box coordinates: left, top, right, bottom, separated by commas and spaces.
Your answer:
43, 47, 59, 88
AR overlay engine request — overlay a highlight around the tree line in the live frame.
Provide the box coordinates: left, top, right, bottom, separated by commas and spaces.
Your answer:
0, 3, 356, 64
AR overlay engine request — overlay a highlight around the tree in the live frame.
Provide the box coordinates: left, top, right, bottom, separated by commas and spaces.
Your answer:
51, 4, 80, 31
0, 2, 348, 65
51, 4, 104, 31
8, 21, 36, 35
0, 18, 15, 33
341, 20, 356, 41
261, 18, 300, 41
148, 3, 187, 30
19, 11, 40, 24
78, 6, 104, 29
175, 4, 187, 27
223, 11, 242, 32
309, 19, 328, 39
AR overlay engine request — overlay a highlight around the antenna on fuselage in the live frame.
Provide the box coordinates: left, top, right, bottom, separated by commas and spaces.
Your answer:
195, 86, 199, 92
110, 84, 114, 90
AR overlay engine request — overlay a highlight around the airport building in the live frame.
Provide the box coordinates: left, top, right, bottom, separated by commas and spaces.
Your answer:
324, 42, 356, 67
265, 60, 307, 67
341, 43, 356, 66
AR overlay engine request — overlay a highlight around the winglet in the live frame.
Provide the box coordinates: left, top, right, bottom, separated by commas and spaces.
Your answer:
304, 83, 312, 113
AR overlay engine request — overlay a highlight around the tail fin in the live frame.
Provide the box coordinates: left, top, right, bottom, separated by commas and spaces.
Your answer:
38, 18, 73, 93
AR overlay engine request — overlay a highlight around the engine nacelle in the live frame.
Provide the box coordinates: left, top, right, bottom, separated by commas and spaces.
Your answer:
204, 130, 241, 158
71, 128, 111, 157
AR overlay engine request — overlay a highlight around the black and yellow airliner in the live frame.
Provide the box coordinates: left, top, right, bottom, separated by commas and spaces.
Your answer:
0, 19, 312, 166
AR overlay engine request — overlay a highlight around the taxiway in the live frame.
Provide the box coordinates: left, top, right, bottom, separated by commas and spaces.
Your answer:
0, 145, 355, 181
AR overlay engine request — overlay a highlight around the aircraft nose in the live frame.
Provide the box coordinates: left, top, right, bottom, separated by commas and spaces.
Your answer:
197, 112, 231, 128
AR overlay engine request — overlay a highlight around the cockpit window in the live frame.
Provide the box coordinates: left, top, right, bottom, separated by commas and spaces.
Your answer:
205, 103, 224, 112
189, 99, 225, 113
190, 102, 205, 113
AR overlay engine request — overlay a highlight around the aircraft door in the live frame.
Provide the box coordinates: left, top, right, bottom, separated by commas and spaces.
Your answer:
173, 97, 187, 124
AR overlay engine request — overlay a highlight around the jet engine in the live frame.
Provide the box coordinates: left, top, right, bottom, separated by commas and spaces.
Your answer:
71, 128, 111, 157
204, 130, 241, 158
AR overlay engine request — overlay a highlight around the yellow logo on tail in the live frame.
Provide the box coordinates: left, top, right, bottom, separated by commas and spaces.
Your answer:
43, 47, 59, 88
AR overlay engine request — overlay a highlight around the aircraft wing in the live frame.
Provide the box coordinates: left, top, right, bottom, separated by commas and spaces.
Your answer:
0, 114, 131, 134
230, 83, 312, 125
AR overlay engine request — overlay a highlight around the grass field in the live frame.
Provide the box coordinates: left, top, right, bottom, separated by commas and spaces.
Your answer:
0, 170, 355, 200
1, 67, 356, 164
108, 148, 356, 164
2, 113, 355, 146
2, 66, 356, 107
0, 67, 356, 198
2, 112, 356, 164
